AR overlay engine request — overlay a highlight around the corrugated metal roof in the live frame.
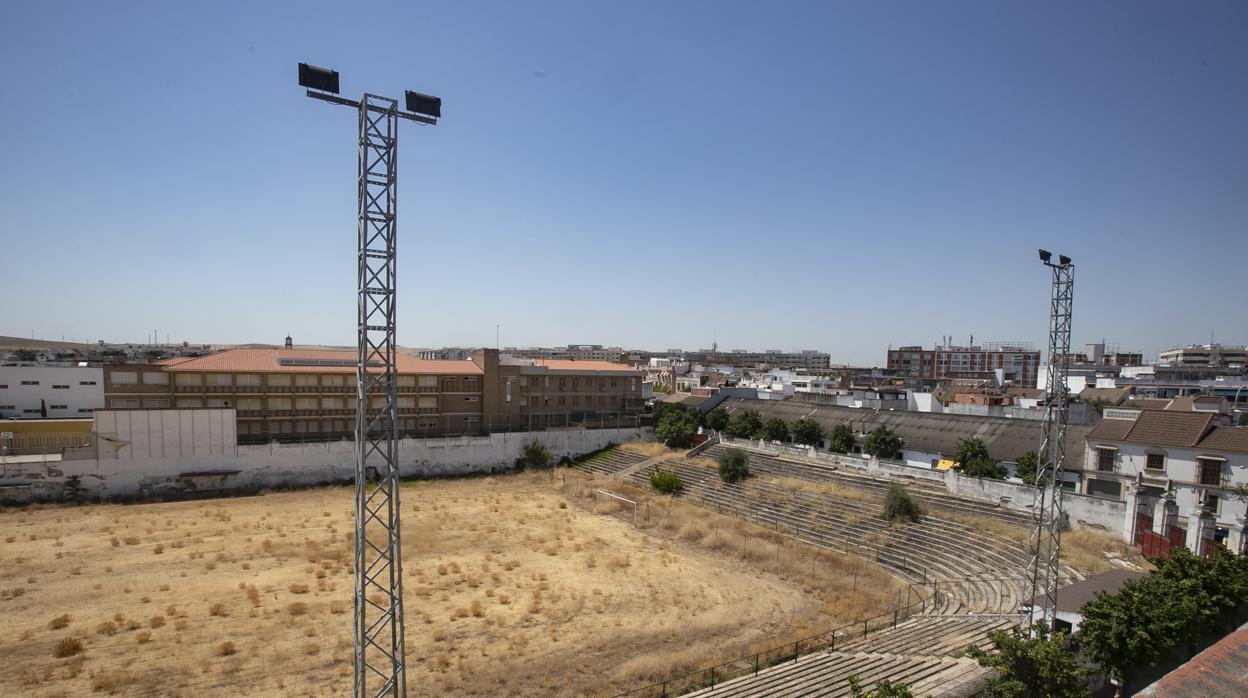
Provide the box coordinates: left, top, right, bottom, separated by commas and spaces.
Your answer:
718, 398, 1090, 467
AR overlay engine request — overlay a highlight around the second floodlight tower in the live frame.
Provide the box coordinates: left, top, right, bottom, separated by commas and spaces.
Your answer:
298, 62, 441, 698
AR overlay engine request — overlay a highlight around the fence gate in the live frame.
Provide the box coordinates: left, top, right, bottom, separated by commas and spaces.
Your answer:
1133, 513, 1153, 545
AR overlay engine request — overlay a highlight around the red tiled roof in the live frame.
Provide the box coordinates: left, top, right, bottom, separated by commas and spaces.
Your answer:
152, 356, 198, 367
1197, 427, 1248, 454
1137, 622, 1248, 697
159, 348, 482, 375
1087, 410, 1214, 448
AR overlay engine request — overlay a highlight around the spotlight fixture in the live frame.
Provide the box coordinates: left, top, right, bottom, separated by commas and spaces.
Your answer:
1059, 255, 1072, 266
404, 90, 442, 119
1038, 249, 1052, 263
298, 63, 340, 94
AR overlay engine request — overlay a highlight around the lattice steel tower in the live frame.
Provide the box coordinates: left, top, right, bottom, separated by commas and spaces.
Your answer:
1024, 250, 1074, 632
298, 63, 441, 697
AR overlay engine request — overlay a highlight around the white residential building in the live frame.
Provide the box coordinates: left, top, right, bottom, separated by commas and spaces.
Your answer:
0, 365, 105, 419
1082, 409, 1248, 553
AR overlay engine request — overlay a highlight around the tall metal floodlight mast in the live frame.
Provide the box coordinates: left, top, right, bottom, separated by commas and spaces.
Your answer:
1024, 249, 1074, 632
298, 62, 441, 697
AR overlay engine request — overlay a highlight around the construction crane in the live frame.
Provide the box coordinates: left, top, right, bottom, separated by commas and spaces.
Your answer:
298, 62, 441, 698
1024, 249, 1074, 633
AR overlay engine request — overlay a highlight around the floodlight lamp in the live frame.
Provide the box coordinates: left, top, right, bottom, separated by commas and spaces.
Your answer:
299, 63, 340, 94
404, 90, 442, 118
1059, 255, 1072, 266
1038, 249, 1052, 263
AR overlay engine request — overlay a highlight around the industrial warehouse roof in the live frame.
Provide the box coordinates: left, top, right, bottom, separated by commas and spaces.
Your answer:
718, 398, 1090, 468
1087, 410, 1215, 448
157, 348, 483, 375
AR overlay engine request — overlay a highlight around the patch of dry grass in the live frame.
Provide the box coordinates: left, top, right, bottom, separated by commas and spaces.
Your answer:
1062, 527, 1150, 575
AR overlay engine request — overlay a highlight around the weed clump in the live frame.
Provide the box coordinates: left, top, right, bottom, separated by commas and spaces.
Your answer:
882, 483, 922, 523
48, 614, 71, 630
716, 448, 750, 484
217, 641, 237, 656
53, 637, 83, 658
649, 468, 685, 495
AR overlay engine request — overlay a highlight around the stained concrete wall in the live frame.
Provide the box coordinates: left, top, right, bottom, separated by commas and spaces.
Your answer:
8, 423, 651, 502
720, 436, 1129, 538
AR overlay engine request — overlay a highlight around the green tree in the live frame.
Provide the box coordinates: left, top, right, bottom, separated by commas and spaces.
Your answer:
882, 483, 922, 523
863, 426, 904, 460
792, 418, 825, 447
1015, 451, 1042, 486
705, 407, 730, 432
655, 409, 699, 449
1152, 548, 1248, 645
14, 348, 37, 361
519, 439, 553, 469
953, 437, 1006, 479
1079, 575, 1197, 696
724, 410, 763, 439
649, 467, 684, 495
848, 675, 914, 698
716, 447, 750, 483
760, 417, 790, 442
828, 423, 856, 454
965, 621, 1089, 698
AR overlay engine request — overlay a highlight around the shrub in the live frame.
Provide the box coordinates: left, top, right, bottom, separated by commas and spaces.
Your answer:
863, 427, 904, 460
53, 637, 83, 658
649, 468, 685, 495
149, 616, 165, 629
716, 448, 750, 484
792, 418, 825, 447
655, 409, 699, 449
724, 410, 763, 439
287, 602, 308, 615
49, 614, 71, 630
882, 483, 922, 523
217, 641, 237, 656
828, 423, 856, 454
760, 417, 790, 442
518, 440, 553, 469
288, 583, 310, 594
209, 603, 227, 617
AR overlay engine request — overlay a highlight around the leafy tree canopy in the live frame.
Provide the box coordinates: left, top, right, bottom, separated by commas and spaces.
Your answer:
965, 621, 1089, 698
724, 410, 763, 439
792, 417, 825, 447
716, 447, 750, 483
705, 407, 730, 432
760, 417, 790, 442
863, 427, 904, 460
828, 423, 856, 454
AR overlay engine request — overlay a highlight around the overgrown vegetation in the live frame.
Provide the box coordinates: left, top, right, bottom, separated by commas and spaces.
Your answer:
716, 448, 750, 483
953, 437, 1007, 479
792, 417, 825, 447
966, 620, 1089, 698
655, 407, 699, 449
705, 407, 730, 432
862, 426, 903, 460
882, 483, 922, 523
518, 439, 553, 469
1080, 548, 1248, 695
1014, 451, 1042, 486
848, 674, 914, 698
828, 423, 856, 454
760, 417, 790, 442
649, 468, 684, 495
724, 409, 763, 439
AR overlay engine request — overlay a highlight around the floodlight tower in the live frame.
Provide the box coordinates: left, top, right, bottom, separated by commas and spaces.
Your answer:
1024, 249, 1074, 632
298, 63, 441, 698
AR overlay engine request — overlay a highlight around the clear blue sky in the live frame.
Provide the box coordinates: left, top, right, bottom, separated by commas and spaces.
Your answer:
1, 1, 1245, 365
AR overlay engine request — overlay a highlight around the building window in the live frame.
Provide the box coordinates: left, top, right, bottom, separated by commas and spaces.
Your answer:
295, 374, 318, 387
206, 373, 233, 386
1206, 495, 1221, 515
418, 397, 437, 409
109, 372, 137, 385
142, 372, 169, 385
466, 396, 479, 403
51, 384, 69, 389
79, 381, 96, 386
418, 375, 438, 388
23, 408, 40, 414
1198, 458, 1224, 487
1145, 453, 1166, 472
236, 374, 263, 386
1096, 448, 1116, 472
0, 385, 6, 389
50, 404, 67, 410
142, 399, 169, 408
78, 408, 93, 413
175, 373, 203, 386
268, 374, 292, 386
22, 380, 41, 386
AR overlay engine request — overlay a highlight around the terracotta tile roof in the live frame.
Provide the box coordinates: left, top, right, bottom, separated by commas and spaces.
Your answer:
152, 356, 198, 367
530, 359, 642, 374
1086, 417, 1135, 442
1137, 621, 1248, 697
159, 348, 482, 375
1088, 410, 1214, 448
1197, 427, 1248, 454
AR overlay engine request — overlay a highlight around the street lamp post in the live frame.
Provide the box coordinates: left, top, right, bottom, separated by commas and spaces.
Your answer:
299, 62, 441, 698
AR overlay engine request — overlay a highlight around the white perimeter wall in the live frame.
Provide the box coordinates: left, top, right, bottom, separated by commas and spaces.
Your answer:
13, 411, 651, 501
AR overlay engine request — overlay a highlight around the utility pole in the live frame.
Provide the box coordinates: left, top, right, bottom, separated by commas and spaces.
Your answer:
299, 62, 441, 698
1025, 249, 1074, 633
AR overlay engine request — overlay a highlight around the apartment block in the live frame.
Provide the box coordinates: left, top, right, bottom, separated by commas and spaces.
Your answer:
887, 344, 1041, 386
101, 347, 645, 442
1159, 344, 1248, 368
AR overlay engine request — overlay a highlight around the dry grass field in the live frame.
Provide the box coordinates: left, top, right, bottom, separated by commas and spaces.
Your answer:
0, 471, 890, 697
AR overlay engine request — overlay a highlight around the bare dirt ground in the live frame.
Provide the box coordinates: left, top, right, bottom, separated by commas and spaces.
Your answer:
0, 472, 861, 697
